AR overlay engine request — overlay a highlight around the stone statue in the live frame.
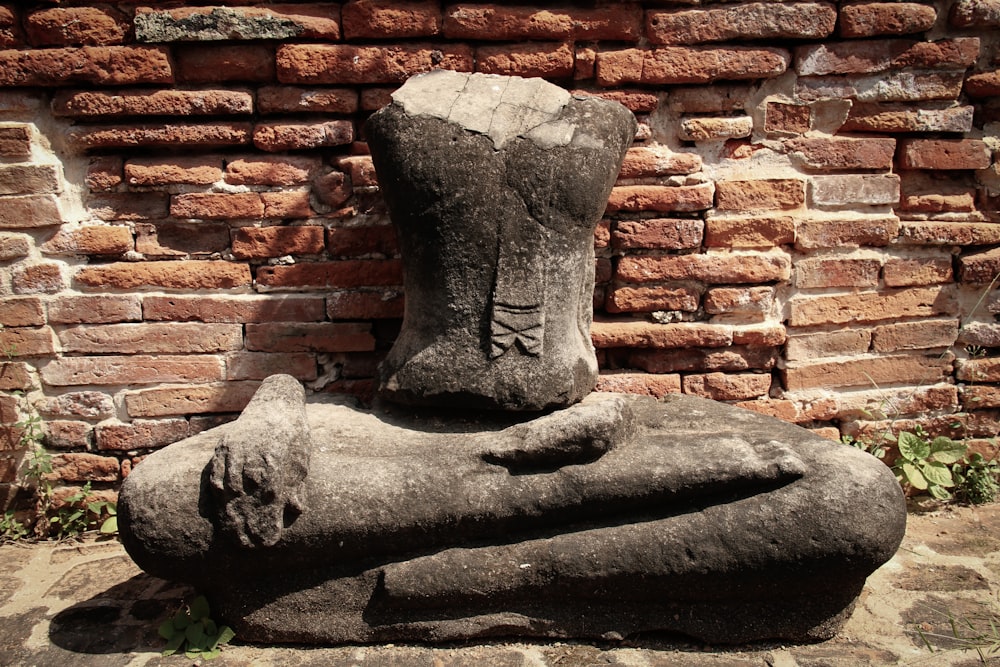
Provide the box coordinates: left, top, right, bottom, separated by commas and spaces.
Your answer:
118, 72, 906, 646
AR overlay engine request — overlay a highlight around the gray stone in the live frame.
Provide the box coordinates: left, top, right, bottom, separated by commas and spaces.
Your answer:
135, 8, 304, 42
366, 71, 636, 411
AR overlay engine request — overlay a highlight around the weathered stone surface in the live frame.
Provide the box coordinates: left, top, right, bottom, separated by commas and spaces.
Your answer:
839, 2, 937, 37
367, 71, 635, 410
795, 38, 979, 76
647, 2, 836, 44
842, 102, 974, 133
796, 71, 965, 102
134, 6, 341, 42
951, 0, 1000, 26
597, 46, 789, 86
52, 88, 252, 117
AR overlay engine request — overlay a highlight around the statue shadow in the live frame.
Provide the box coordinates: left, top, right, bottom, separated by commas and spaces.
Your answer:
48, 573, 194, 655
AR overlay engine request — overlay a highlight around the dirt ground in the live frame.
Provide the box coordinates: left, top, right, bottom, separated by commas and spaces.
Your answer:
1, 502, 1000, 666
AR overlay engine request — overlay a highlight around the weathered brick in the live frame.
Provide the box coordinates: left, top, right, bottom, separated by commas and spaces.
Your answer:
951, 0, 1000, 27
54, 88, 254, 118
135, 222, 229, 258
611, 219, 702, 251
0, 46, 173, 86
327, 290, 405, 319
257, 260, 401, 291
957, 357, 1000, 382
171, 193, 263, 220
883, 257, 953, 286
704, 287, 775, 318
26, 7, 128, 46
786, 329, 872, 361
630, 346, 778, 374
261, 191, 315, 219
277, 43, 474, 84
900, 222, 1000, 246
124, 383, 260, 419
966, 70, 1000, 98
683, 373, 772, 401
135, 5, 341, 41
872, 318, 958, 352
67, 123, 252, 150
226, 352, 318, 382
42, 355, 223, 387
573, 89, 659, 114
899, 139, 992, 170
47, 295, 139, 325
11, 262, 64, 294
257, 86, 358, 114
0, 326, 56, 357
836, 385, 957, 420
245, 322, 375, 353
899, 172, 976, 213
327, 226, 399, 257
85, 156, 122, 191
225, 156, 320, 186
49, 452, 118, 482
810, 174, 900, 206
254, 120, 354, 152
795, 257, 881, 288
605, 285, 701, 314
0, 297, 44, 327
591, 320, 732, 349
783, 354, 951, 390
734, 399, 803, 423
839, 2, 938, 37
575, 45, 596, 79
607, 184, 714, 213
95, 418, 189, 452
175, 45, 274, 83
594, 371, 682, 398
337, 156, 378, 188
796, 71, 965, 102
715, 179, 805, 212
764, 102, 812, 135
0, 125, 30, 159
59, 323, 243, 355
704, 216, 795, 248
958, 322, 1000, 348
43, 421, 94, 450
0, 233, 29, 260
667, 84, 756, 113
37, 391, 115, 420
796, 216, 899, 248
476, 42, 574, 78
0, 5, 21, 49
617, 252, 791, 284
124, 157, 223, 186
796, 38, 979, 76
143, 295, 325, 323
961, 248, 1000, 284
788, 286, 956, 326
647, 3, 836, 45
843, 102, 974, 133
0, 165, 60, 196
343, 0, 441, 39
678, 116, 753, 142
76, 261, 251, 290
40, 225, 133, 256
596, 46, 789, 86
444, 4, 641, 41
785, 136, 895, 170
618, 147, 701, 179
0, 362, 34, 392
232, 226, 324, 258
962, 386, 1000, 410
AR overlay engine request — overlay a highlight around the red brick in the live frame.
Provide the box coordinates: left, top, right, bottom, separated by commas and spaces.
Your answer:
261, 191, 315, 219
326, 226, 399, 257
43, 421, 94, 450
171, 193, 264, 220
0, 233, 29, 260
476, 42, 574, 78
89, 192, 167, 222
630, 346, 777, 373
37, 392, 115, 420
360, 87, 395, 111
0, 297, 44, 327
594, 371, 681, 398
0, 125, 30, 159
883, 257, 953, 286
0, 362, 34, 392
175, 45, 274, 83
605, 285, 701, 314
735, 399, 802, 423
617, 252, 791, 284
225, 156, 320, 186
0, 165, 60, 196
343, 0, 441, 38
245, 322, 375, 353
327, 290, 404, 319
257, 86, 358, 114
26, 7, 128, 46
0, 326, 56, 357
647, 3, 836, 45
124, 383, 260, 419
842, 102, 974, 133
618, 147, 701, 180
232, 226, 324, 259
254, 120, 354, 152
796, 216, 899, 249
783, 354, 951, 391
840, 2, 938, 37
786, 329, 872, 361
67, 122, 252, 150
715, 179, 805, 212
337, 156, 377, 188
788, 286, 956, 326
704, 215, 795, 248
667, 84, 756, 113
678, 117, 753, 142
48, 452, 118, 482
574, 90, 658, 114
11, 263, 64, 294
785, 136, 895, 170
961, 247, 1000, 284
596, 46, 789, 86
42, 355, 223, 387
962, 386, 1000, 410
899, 172, 976, 213
704, 287, 775, 318
810, 174, 900, 206
0, 46, 172, 86
796, 70, 965, 102
872, 319, 958, 352
75, 261, 251, 290
257, 260, 402, 290
0, 5, 21, 49
900, 139, 992, 170
957, 357, 1000, 382
958, 322, 1000, 348
796, 257, 881, 288
135, 5, 341, 40
951, 0, 1000, 27
59, 323, 243, 355
764, 102, 812, 134
85, 157, 122, 191
144, 295, 325, 323
124, 157, 223, 186
277, 43, 474, 84
575, 47, 596, 80
611, 219, 702, 251
796, 38, 979, 76
96, 418, 190, 452
966, 70, 1000, 98
48, 295, 139, 325
40, 225, 133, 256
443, 4, 641, 41
591, 320, 732, 349
683, 373, 772, 401
0, 195, 60, 229
606, 184, 714, 213
55, 88, 253, 117
900, 222, 1000, 246
226, 353, 318, 382
135, 222, 230, 258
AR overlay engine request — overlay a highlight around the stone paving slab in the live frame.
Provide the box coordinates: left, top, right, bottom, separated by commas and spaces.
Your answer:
2, 504, 1000, 666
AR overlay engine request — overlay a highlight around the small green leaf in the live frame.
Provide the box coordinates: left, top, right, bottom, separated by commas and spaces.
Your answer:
929, 437, 966, 464
190, 595, 211, 621
213, 625, 235, 649
172, 613, 191, 630
899, 431, 930, 461
903, 462, 928, 490
921, 461, 955, 488
99, 516, 118, 534
929, 484, 953, 500
161, 632, 184, 656
157, 619, 175, 640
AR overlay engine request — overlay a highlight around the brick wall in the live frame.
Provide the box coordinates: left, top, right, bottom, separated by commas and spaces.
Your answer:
0, 1, 997, 506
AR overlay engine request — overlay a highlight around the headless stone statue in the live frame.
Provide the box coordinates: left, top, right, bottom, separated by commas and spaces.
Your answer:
118, 72, 906, 646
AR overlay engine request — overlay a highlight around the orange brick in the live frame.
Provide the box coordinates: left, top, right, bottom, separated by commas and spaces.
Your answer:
786, 329, 872, 361
75, 260, 251, 290
232, 226, 325, 258
795, 257, 881, 288
783, 354, 951, 390
605, 285, 701, 314
135, 222, 229, 258
704, 216, 795, 248
594, 371, 681, 398
443, 3, 642, 41
785, 136, 895, 170
788, 286, 956, 326
171, 193, 263, 220
342, 0, 441, 39
124, 382, 261, 418
326, 226, 399, 257
40, 225, 133, 256
476, 42, 574, 78
11, 262, 64, 294
226, 352, 318, 382
795, 37, 979, 76
0, 326, 57, 357
629, 346, 777, 373
607, 184, 714, 213
0, 125, 30, 159
647, 3, 836, 44
900, 138, 992, 170
42, 355, 223, 387
261, 191, 315, 218
960, 247, 1000, 284
124, 157, 223, 186
225, 156, 321, 186
53, 89, 252, 117
258, 86, 358, 114
0, 46, 172, 86
245, 322, 375, 353
0, 195, 61, 228
143, 295, 325, 323
257, 260, 402, 289
704, 287, 775, 318
326, 290, 405, 319
253, 120, 354, 152
48, 295, 141, 324
714, 179, 804, 211
0, 297, 44, 327
872, 319, 958, 352
618, 146, 701, 178
883, 257, 953, 286
175, 45, 274, 83
67, 122, 252, 150
95, 418, 190, 451
59, 323, 243, 355
135, 5, 341, 40
591, 320, 732, 349
839, 2, 937, 37
796, 216, 899, 249
596, 46, 789, 86
612, 218, 702, 250
276, 43, 474, 84
617, 252, 791, 284
683, 372, 772, 401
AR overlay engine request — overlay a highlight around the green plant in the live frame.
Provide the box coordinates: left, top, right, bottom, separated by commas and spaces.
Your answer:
954, 452, 1000, 505
158, 595, 235, 660
0, 510, 28, 541
915, 599, 1000, 664
892, 427, 967, 501
841, 433, 887, 461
